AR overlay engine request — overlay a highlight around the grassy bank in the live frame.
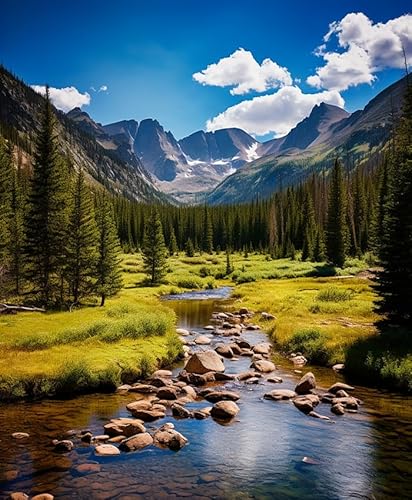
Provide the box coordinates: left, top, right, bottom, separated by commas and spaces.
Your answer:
0, 293, 182, 400
1, 251, 410, 399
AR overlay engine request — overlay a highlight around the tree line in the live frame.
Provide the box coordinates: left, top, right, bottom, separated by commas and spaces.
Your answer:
0, 89, 122, 308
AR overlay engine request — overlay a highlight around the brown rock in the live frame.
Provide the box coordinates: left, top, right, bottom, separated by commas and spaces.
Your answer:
74, 463, 101, 475
331, 397, 359, 410
252, 360, 276, 373
214, 372, 236, 381
215, 344, 234, 358
237, 370, 259, 381
328, 382, 354, 394
129, 409, 166, 422
309, 411, 331, 420
203, 390, 240, 402
31, 495, 54, 500
194, 335, 212, 345
266, 376, 283, 383
211, 401, 240, 420
129, 384, 158, 394
295, 372, 316, 395
184, 351, 225, 374
120, 432, 153, 452
152, 369, 173, 378
236, 339, 252, 349
264, 389, 297, 401
293, 395, 320, 413
331, 403, 345, 415
9, 493, 29, 500
171, 403, 192, 418
11, 432, 29, 440
153, 426, 188, 450
252, 342, 272, 355
53, 440, 74, 452
157, 387, 179, 400
95, 444, 121, 456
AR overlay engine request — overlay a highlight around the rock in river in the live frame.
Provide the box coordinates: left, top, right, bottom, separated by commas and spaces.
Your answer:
295, 372, 316, 395
264, 389, 297, 401
95, 444, 120, 456
252, 360, 276, 373
211, 401, 240, 420
53, 440, 74, 452
328, 382, 354, 394
120, 432, 153, 452
185, 351, 225, 374
293, 395, 320, 414
195, 335, 212, 345
215, 344, 234, 358
203, 390, 240, 403
153, 425, 188, 450
252, 342, 272, 355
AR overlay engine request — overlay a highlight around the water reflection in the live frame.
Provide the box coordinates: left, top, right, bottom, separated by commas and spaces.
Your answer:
0, 289, 411, 499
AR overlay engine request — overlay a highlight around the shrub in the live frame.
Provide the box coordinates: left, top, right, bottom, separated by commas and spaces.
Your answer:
176, 277, 202, 289
198, 266, 213, 277
283, 328, 331, 364
316, 286, 354, 302
234, 273, 257, 284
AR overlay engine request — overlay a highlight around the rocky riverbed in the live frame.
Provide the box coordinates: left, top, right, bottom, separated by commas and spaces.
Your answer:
1, 289, 411, 499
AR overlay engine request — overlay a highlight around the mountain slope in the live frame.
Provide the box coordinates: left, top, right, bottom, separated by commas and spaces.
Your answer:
0, 66, 166, 203
207, 76, 408, 205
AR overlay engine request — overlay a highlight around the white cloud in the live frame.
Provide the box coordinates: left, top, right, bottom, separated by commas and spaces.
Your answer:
206, 85, 344, 137
31, 85, 91, 112
308, 12, 412, 91
98, 85, 108, 92
193, 48, 292, 95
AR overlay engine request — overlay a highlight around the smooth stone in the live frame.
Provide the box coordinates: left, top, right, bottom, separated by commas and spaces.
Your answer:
214, 372, 236, 381
266, 376, 283, 383
245, 377, 260, 384
92, 435, 110, 442
152, 369, 173, 378
181, 385, 197, 399
74, 463, 101, 475
31, 495, 54, 500
148, 377, 173, 388
193, 407, 212, 419
291, 355, 307, 365
204, 325, 215, 330
9, 493, 29, 500
215, 344, 234, 358
293, 395, 320, 413
120, 432, 153, 451
295, 372, 316, 395
252, 342, 272, 355
331, 403, 345, 415
328, 382, 355, 394
252, 360, 276, 373
129, 409, 166, 422
116, 384, 132, 391
11, 432, 29, 440
211, 401, 240, 420
195, 335, 212, 345
104, 421, 145, 438
332, 363, 345, 372
237, 370, 260, 381
95, 444, 120, 456
176, 328, 190, 336
236, 339, 252, 349
184, 351, 225, 374
331, 396, 359, 409
264, 389, 297, 401
309, 411, 331, 421
172, 403, 193, 418
228, 343, 242, 355
157, 387, 179, 400
335, 389, 350, 398
203, 390, 240, 402
153, 426, 188, 451
129, 384, 158, 394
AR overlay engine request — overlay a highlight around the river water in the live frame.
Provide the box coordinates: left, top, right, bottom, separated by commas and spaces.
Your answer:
0, 288, 411, 499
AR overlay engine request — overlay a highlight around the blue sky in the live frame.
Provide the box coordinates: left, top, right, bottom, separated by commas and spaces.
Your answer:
1, 1, 411, 139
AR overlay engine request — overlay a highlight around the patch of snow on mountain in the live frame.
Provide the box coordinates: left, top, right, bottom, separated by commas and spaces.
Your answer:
245, 142, 260, 161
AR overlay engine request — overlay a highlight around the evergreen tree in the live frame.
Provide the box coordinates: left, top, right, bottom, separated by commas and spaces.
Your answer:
185, 238, 194, 257
225, 249, 233, 275
66, 170, 98, 304
95, 193, 122, 306
375, 78, 412, 325
301, 191, 316, 261
0, 139, 13, 295
169, 226, 178, 256
8, 164, 25, 295
313, 227, 326, 262
203, 208, 214, 254
326, 159, 347, 267
142, 209, 168, 285
24, 89, 70, 306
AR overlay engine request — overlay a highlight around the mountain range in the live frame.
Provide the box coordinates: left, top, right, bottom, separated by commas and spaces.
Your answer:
0, 64, 407, 205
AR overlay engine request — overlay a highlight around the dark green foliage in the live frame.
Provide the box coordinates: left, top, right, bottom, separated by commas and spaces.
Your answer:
375, 79, 412, 325
168, 226, 178, 256
326, 159, 347, 267
65, 170, 98, 303
142, 209, 168, 285
301, 191, 316, 261
24, 89, 70, 307
8, 161, 25, 294
185, 238, 194, 257
95, 193, 122, 306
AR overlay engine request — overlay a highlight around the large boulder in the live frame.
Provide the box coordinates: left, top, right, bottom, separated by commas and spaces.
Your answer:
120, 433, 153, 452
104, 419, 145, 438
211, 401, 240, 420
295, 372, 316, 395
185, 351, 225, 374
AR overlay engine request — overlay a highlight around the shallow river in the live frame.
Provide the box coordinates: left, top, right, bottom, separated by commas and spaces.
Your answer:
0, 288, 411, 499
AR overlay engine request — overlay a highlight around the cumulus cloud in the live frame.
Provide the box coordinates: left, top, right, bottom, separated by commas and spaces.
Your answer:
307, 12, 412, 91
206, 86, 345, 137
193, 48, 292, 95
31, 85, 91, 112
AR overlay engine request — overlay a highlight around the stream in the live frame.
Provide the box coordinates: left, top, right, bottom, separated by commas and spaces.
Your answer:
0, 288, 411, 499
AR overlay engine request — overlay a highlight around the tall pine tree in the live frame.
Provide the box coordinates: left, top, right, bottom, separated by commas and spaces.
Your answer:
375, 76, 412, 325
326, 159, 347, 267
25, 88, 70, 306
141, 209, 168, 285
95, 193, 122, 306
66, 170, 98, 304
